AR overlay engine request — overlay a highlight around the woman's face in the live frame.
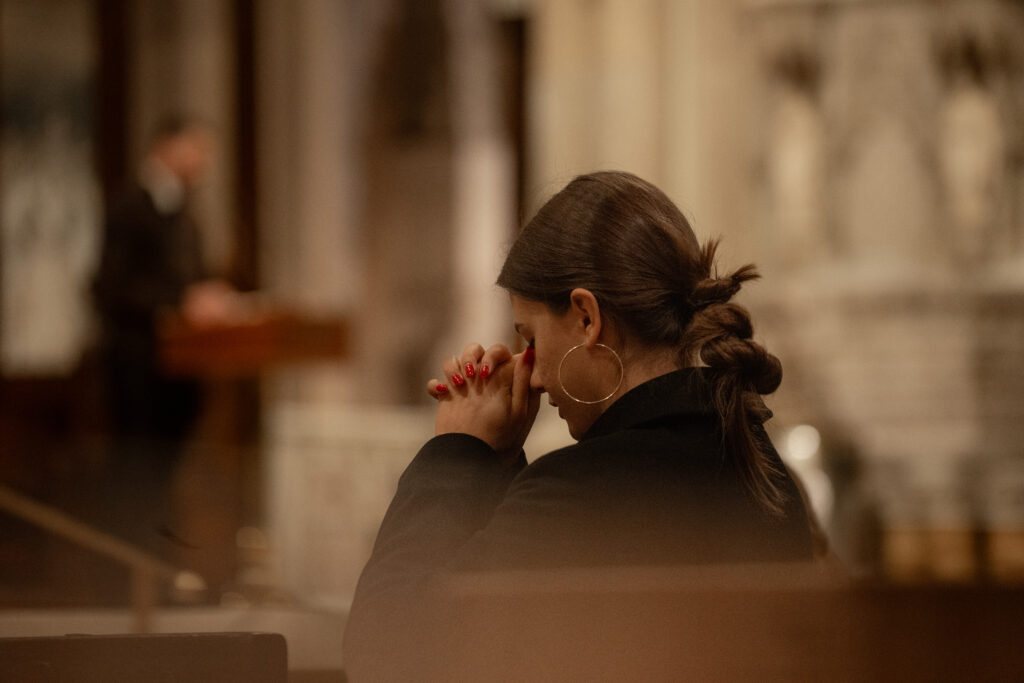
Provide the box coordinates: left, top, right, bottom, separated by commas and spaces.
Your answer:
510, 295, 605, 439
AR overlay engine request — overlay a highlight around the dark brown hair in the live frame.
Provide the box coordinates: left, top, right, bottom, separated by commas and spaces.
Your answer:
498, 171, 786, 514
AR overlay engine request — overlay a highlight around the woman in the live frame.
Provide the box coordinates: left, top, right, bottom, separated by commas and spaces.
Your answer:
343, 171, 816, 677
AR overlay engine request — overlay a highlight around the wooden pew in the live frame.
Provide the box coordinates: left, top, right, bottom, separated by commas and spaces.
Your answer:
0, 632, 288, 683
361, 563, 1024, 681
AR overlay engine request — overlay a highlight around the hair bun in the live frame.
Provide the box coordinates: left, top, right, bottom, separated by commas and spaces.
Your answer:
688, 264, 759, 313
689, 277, 739, 311
699, 302, 753, 340
742, 344, 782, 395
683, 302, 780, 396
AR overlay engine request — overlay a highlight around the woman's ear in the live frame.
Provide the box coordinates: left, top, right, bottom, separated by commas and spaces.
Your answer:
569, 288, 602, 347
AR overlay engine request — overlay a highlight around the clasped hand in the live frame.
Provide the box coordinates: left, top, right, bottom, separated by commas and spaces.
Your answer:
427, 342, 541, 463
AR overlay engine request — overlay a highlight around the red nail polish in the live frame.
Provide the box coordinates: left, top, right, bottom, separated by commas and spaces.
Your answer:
523, 347, 535, 364
480, 365, 490, 380
465, 363, 476, 378
452, 373, 465, 386
435, 383, 449, 394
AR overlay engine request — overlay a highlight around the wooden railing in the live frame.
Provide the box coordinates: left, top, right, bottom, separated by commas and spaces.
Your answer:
0, 484, 205, 632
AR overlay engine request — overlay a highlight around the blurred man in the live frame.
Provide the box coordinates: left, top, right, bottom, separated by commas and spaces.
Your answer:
92, 115, 234, 553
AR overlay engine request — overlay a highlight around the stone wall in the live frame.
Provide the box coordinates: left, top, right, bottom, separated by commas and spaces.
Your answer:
747, 0, 1024, 580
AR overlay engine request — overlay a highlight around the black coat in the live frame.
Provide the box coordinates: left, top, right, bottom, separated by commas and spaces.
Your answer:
344, 368, 815, 677
93, 182, 207, 339
91, 183, 206, 441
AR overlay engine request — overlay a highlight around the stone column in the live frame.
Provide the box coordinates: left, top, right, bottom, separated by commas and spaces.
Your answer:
528, 0, 601, 195
254, 0, 403, 603
528, 0, 667, 186
254, 0, 392, 405
442, 0, 519, 352
661, 0, 758, 260
254, 0, 379, 318
595, 0, 663, 181
528, 0, 756, 254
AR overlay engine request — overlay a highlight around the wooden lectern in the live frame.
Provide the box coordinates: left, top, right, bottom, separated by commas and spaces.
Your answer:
156, 309, 348, 592
160, 310, 348, 377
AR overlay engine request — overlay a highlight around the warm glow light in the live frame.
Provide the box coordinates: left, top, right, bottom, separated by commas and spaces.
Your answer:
786, 424, 821, 463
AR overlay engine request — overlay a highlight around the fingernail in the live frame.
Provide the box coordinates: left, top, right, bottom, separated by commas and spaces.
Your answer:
464, 363, 476, 378
480, 365, 490, 380
452, 373, 465, 386
435, 384, 449, 394
523, 347, 535, 364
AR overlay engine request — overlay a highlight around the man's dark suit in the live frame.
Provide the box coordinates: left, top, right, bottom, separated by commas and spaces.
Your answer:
91, 180, 207, 554
93, 181, 206, 440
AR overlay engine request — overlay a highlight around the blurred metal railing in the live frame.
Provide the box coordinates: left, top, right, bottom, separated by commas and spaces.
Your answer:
0, 484, 205, 632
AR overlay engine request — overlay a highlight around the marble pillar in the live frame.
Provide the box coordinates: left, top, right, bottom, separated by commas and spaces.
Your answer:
528, 0, 757, 253
442, 0, 519, 353
256, 0, 524, 603
255, 0, 387, 601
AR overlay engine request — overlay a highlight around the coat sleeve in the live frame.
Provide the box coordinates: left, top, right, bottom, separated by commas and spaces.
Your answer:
341, 433, 526, 679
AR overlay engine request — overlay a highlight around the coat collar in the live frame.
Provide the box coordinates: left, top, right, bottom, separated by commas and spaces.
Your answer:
578, 368, 718, 442
139, 157, 185, 215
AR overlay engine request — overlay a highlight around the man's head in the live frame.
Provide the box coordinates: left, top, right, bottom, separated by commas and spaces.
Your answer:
148, 115, 215, 187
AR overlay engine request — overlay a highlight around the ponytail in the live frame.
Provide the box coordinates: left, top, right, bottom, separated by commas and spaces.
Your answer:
680, 240, 787, 515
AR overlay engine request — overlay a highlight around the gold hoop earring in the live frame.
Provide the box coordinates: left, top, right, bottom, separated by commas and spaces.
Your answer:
557, 343, 624, 405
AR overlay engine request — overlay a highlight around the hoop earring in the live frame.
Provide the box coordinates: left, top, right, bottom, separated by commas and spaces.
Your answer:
557, 343, 624, 405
